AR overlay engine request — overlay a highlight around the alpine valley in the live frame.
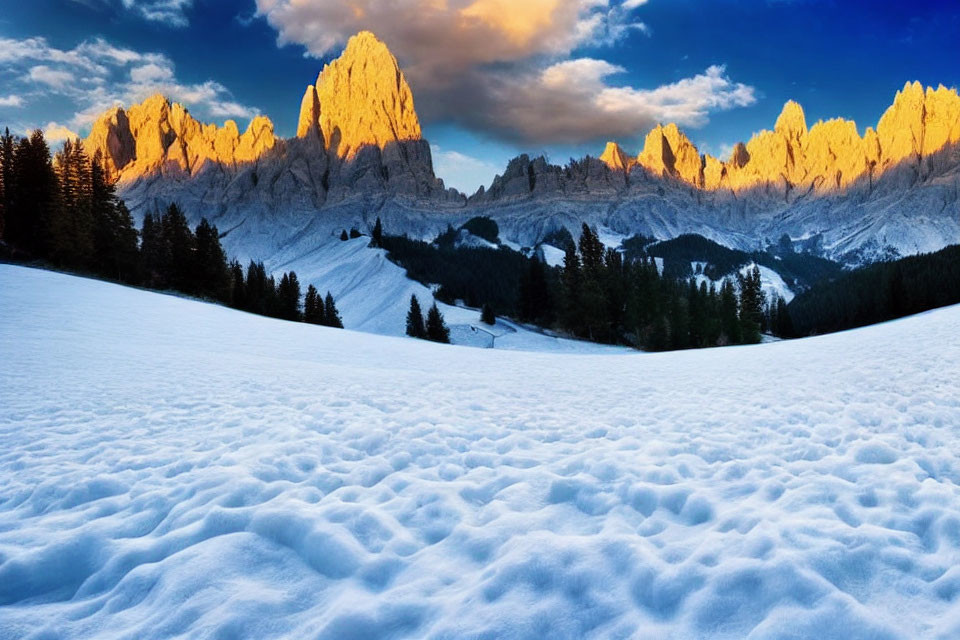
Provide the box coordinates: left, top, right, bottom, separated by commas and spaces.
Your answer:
81, 31, 960, 324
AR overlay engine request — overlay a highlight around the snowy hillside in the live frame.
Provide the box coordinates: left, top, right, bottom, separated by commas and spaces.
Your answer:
2, 265, 960, 639
266, 236, 623, 353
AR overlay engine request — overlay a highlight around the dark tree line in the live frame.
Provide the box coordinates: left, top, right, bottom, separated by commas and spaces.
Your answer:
377, 218, 787, 351
550, 224, 775, 350
0, 130, 139, 281
0, 128, 344, 329
787, 244, 960, 336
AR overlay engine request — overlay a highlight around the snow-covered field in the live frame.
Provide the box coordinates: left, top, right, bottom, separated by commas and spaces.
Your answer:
1, 264, 960, 639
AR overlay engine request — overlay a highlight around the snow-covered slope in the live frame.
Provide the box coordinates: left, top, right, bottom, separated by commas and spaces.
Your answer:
2, 265, 960, 639
266, 236, 622, 353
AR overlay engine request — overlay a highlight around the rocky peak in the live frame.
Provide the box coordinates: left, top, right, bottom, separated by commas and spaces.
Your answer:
774, 100, 808, 147
599, 141, 636, 172
597, 82, 960, 197
297, 85, 321, 139
637, 124, 703, 186
315, 30, 422, 159
85, 93, 276, 181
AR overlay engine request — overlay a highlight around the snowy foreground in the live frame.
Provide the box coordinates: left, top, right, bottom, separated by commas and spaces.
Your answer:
1, 265, 960, 640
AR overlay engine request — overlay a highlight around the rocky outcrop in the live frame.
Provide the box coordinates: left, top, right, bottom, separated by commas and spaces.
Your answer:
599, 142, 636, 172
84, 30, 457, 210
314, 30, 422, 159
595, 82, 960, 200
85, 95, 277, 181
296, 85, 321, 139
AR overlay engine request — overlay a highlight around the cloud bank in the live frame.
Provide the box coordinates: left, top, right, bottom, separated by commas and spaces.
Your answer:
0, 36, 258, 135
256, 0, 756, 144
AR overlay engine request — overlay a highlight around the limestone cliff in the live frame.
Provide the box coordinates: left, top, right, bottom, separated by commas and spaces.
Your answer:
599, 82, 960, 199
85, 95, 276, 181
84, 31, 454, 206
312, 30, 422, 159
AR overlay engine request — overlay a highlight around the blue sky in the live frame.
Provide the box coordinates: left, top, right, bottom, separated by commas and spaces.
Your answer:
0, 0, 957, 193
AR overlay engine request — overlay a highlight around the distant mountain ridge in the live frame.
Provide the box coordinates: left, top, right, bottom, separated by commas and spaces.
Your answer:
81, 31, 960, 266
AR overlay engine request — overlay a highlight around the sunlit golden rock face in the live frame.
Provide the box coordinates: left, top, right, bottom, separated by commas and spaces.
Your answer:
314, 30, 422, 159
637, 124, 703, 187
297, 85, 321, 139
605, 82, 960, 196
86, 94, 276, 181
599, 141, 636, 172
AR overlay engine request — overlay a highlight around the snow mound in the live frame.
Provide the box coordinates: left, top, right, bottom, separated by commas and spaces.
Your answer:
1, 265, 959, 639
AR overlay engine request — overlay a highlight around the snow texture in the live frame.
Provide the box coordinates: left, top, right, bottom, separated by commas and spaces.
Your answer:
2, 265, 960, 639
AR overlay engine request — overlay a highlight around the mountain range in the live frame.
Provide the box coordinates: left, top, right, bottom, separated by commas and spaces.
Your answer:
83, 31, 960, 266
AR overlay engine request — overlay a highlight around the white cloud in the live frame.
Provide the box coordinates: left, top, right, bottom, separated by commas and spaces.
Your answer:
43, 122, 80, 143
0, 95, 24, 108
120, 0, 192, 27
431, 144, 502, 194
28, 65, 75, 89
0, 36, 258, 134
255, 0, 754, 144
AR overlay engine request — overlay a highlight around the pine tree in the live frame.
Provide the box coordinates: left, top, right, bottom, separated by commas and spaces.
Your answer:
323, 292, 343, 328
194, 218, 230, 302
161, 203, 196, 293
737, 265, 764, 344
719, 278, 741, 345
774, 294, 794, 337
480, 303, 495, 325
304, 285, 324, 324
350, 227, 362, 239
89, 151, 137, 281
0, 128, 15, 243
560, 241, 582, 335
406, 294, 426, 338
11, 130, 59, 258
519, 256, 552, 324
276, 271, 302, 321
371, 217, 383, 248
229, 260, 246, 309
340, 229, 348, 241
425, 302, 451, 343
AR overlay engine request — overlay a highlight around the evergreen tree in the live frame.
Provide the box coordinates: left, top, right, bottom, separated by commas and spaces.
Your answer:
719, 278, 741, 345
425, 302, 451, 343
244, 260, 270, 315
161, 203, 196, 293
480, 303, 495, 325
340, 229, 348, 241
50, 139, 94, 268
737, 265, 765, 344
139, 213, 169, 287
194, 218, 230, 302
304, 285, 324, 324
772, 294, 794, 337
89, 151, 138, 281
276, 271, 302, 321
518, 256, 552, 324
560, 241, 582, 335
371, 217, 383, 248
229, 260, 246, 309
10, 130, 59, 257
350, 227, 362, 239
323, 292, 343, 328
0, 128, 15, 243
406, 294, 426, 338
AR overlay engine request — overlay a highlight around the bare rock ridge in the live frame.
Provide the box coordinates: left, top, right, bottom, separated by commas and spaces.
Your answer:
592, 82, 960, 197
85, 95, 277, 181
79, 28, 959, 264
85, 31, 453, 203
